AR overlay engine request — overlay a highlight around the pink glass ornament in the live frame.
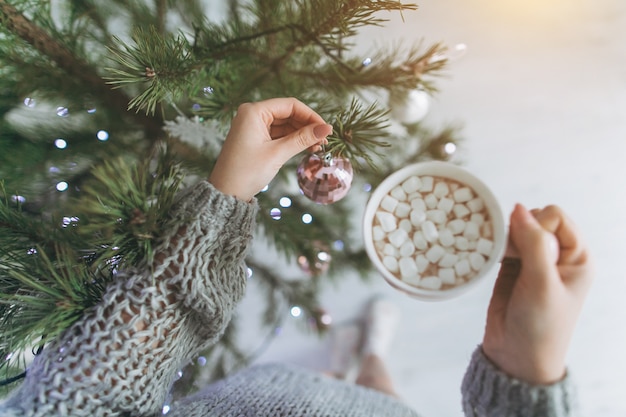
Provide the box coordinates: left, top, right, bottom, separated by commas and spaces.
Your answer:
297, 153, 353, 204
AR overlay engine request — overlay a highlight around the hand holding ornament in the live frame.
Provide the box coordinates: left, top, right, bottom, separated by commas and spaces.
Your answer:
209, 98, 332, 202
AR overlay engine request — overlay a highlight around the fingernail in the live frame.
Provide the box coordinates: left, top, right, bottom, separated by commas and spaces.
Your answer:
314, 124, 332, 139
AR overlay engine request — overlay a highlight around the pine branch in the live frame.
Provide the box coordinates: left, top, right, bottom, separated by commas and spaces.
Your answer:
325, 98, 391, 171
0, 0, 162, 138
106, 27, 194, 115
155, 0, 167, 34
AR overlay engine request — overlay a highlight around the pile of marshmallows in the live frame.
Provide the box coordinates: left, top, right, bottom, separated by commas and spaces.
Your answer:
372, 175, 494, 290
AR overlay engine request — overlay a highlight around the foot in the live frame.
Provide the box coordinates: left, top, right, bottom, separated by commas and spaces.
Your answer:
328, 321, 363, 381
361, 296, 401, 359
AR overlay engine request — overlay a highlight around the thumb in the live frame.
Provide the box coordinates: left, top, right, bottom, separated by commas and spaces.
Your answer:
510, 203, 560, 278
275, 123, 332, 162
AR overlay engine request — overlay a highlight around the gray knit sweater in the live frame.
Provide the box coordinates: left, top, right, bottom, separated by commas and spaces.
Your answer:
0, 181, 578, 417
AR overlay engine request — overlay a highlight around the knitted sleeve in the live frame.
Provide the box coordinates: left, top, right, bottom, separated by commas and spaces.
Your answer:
0, 181, 258, 417
461, 346, 579, 417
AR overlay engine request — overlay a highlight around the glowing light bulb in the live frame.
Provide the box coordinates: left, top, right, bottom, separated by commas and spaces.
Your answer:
290, 306, 302, 317
56, 181, 69, 192
320, 313, 333, 326
270, 208, 282, 220
444, 142, 457, 155
97, 130, 109, 141
279, 197, 292, 208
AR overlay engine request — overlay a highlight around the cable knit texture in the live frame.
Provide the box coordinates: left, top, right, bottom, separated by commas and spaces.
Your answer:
461, 347, 578, 417
0, 181, 256, 417
0, 182, 579, 417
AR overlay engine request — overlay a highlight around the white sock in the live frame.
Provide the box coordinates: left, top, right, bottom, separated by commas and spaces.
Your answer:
328, 322, 362, 380
361, 297, 400, 359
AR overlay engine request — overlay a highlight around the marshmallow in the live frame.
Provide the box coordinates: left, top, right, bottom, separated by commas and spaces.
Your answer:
463, 221, 480, 241
383, 256, 399, 273
447, 219, 466, 235
412, 232, 428, 250
410, 198, 427, 211
390, 186, 408, 201
426, 244, 446, 263
376, 211, 397, 232
470, 213, 485, 226
469, 252, 486, 271
455, 236, 469, 251
383, 244, 399, 257
380, 195, 399, 213
399, 219, 413, 233
373, 226, 385, 241
410, 209, 427, 226
395, 202, 412, 219
439, 253, 459, 268
399, 240, 416, 257
424, 193, 438, 209
403, 274, 421, 286
455, 259, 471, 276
433, 181, 450, 198
453, 204, 471, 218
438, 268, 456, 285
399, 257, 418, 279
415, 254, 429, 273
437, 197, 454, 214
438, 229, 455, 247
420, 176, 434, 192
419, 276, 442, 290
476, 238, 494, 256
402, 176, 422, 194
388, 228, 409, 248
453, 187, 473, 203
421, 221, 439, 242
427, 209, 447, 224
467, 197, 485, 213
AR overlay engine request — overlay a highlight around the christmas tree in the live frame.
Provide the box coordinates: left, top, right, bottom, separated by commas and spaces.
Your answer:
0, 0, 460, 398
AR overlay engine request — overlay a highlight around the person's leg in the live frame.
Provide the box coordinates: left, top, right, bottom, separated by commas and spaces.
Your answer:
355, 296, 401, 397
355, 353, 398, 397
328, 322, 362, 381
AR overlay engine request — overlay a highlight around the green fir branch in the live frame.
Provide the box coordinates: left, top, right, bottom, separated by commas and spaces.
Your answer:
76, 151, 185, 268
106, 27, 195, 115
326, 98, 391, 171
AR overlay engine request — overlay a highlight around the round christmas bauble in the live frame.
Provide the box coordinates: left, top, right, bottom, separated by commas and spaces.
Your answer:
297, 153, 353, 204
389, 89, 430, 124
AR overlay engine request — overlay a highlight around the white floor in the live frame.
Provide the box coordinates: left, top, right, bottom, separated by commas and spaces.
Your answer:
237, 1, 626, 415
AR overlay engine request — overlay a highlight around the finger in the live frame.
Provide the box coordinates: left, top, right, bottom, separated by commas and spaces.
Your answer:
273, 123, 332, 162
486, 257, 522, 318
271, 118, 307, 129
269, 124, 298, 139
509, 203, 559, 281
254, 97, 326, 127
532, 205, 587, 266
